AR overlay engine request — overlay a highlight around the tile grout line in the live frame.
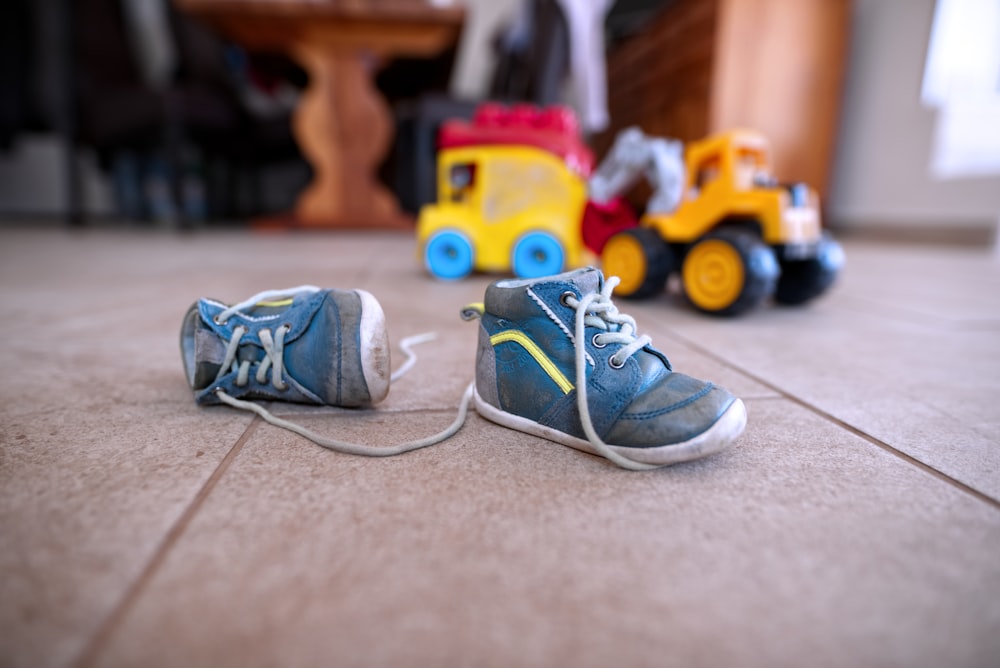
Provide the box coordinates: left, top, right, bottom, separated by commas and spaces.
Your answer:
664, 327, 1000, 512
833, 296, 1000, 332
72, 416, 263, 668
265, 405, 472, 418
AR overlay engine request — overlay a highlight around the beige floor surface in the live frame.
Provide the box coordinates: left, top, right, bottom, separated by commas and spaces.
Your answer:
1, 226, 998, 668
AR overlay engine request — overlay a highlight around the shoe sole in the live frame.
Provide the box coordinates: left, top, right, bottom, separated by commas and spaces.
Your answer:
355, 289, 391, 405
473, 385, 747, 467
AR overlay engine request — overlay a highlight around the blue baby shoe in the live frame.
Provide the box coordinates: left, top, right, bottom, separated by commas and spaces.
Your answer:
181, 286, 390, 407
463, 268, 746, 469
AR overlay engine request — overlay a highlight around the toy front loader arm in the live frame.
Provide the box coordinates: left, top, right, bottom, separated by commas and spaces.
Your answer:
588, 127, 685, 215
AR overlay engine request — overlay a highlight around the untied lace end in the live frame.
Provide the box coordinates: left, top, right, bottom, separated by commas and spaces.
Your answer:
211, 333, 473, 459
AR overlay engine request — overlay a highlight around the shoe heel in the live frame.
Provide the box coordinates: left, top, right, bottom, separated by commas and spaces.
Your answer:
355, 289, 391, 404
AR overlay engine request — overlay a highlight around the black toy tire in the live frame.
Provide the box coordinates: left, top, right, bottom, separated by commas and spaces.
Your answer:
775, 233, 844, 305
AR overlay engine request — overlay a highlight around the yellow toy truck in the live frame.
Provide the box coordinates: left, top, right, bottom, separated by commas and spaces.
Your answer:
417, 104, 595, 280
596, 128, 843, 316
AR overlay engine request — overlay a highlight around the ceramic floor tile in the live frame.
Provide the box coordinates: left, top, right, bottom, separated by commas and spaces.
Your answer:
833, 241, 1000, 327
0, 315, 253, 667
4, 228, 998, 668
0, 230, 246, 666
624, 299, 781, 400
91, 400, 1000, 668
634, 267, 1000, 501
0, 403, 253, 668
0, 228, 411, 314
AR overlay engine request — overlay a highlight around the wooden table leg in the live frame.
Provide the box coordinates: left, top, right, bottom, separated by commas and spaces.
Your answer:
291, 43, 411, 229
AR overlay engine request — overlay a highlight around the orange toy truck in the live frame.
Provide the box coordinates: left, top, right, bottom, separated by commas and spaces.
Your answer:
595, 128, 843, 316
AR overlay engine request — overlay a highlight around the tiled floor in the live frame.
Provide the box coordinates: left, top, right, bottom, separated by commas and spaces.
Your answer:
1, 226, 998, 668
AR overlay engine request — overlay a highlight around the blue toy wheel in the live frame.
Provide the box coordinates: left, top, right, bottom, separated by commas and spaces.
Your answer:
511, 231, 565, 279
425, 230, 474, 280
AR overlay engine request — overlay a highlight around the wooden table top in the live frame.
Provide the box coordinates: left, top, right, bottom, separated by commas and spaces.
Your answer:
174, 0, 465, 55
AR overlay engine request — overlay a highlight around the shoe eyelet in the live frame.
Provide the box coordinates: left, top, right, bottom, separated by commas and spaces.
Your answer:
559, 291, 576, 307
609, 355, 626, 369
213, 316, 225, 325
591, 334, 607, 349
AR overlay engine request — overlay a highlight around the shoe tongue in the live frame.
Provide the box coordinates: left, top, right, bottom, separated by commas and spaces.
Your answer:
487, 267, 602, 316
566, 267, 602, 296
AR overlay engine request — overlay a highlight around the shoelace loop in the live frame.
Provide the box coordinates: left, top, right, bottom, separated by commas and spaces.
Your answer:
566, 275, 659, 471
563, 276, 652, 369
211, 285, 322, 392
214, 323, 291, 391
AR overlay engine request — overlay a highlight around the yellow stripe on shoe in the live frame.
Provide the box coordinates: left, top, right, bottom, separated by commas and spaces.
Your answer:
490, 330, 574, 394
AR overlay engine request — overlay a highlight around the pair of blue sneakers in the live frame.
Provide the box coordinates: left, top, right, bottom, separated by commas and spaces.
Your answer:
180, 268, 746, 470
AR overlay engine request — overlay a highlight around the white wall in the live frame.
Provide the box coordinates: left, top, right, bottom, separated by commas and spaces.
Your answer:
828, 0, 1000, 230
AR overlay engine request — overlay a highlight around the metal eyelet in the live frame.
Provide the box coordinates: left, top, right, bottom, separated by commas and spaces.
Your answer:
591, 334, 607, 349
213, 316, 225, 325
609, 355, 626, 369
559, 291, 576, 307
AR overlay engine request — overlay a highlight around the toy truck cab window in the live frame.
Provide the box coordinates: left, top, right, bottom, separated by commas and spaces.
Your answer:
449, 163, 476, 201
752, 171, 779, 189
735, 149, 766, 190
694, 158, 721, 194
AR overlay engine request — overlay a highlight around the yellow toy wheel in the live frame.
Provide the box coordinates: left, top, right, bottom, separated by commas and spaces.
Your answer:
681, 229, 778, 316
682, 239, 744, 311
601, 227, 673, 299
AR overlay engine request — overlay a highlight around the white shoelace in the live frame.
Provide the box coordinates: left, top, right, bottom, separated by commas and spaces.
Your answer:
215, 324, 290, 390
214, 336, 474, 457
207, 281, 660, 467
210, 286, 473, 457
564, 276, 660, 471
213, 285, 319, 392
214, 285, 321, 325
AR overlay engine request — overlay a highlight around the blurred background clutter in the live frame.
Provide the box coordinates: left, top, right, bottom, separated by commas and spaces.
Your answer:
0, 0, 997, 242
